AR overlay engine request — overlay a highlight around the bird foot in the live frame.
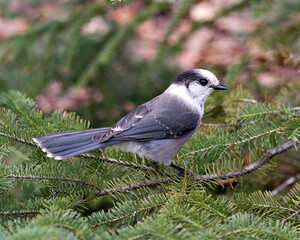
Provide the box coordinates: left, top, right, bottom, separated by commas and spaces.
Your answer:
170, 164, 194, 178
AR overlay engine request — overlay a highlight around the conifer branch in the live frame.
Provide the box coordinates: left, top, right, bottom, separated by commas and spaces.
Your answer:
195, 140, 298, 181
90, 203, 164, 228
66, 178, 171, 209
47, 190, 75, 200
0, 132, 35, 145
6, 175, 103, 191
216, 227, 277, 239
224, 128, 281, 147
0, 210, 40, 216
282, 210, 300, 224
271, 173, 300, 196
239, 99, 259, 103
201, 123, 234, 128
185, 126, 283, 156
250, 204, 299, 216
0, 140, 12, 150
52, 223, 83, 237
81, 153, 156, 172
201, 120, 259, 129
128, 233, 152, 240
66, 140, 298, 208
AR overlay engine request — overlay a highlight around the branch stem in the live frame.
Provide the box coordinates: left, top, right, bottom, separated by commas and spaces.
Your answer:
0, 210, 40, 216
67, 140, 298, 208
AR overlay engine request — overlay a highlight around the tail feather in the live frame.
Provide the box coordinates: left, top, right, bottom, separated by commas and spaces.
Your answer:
33, 128, 119, 160
36, 128, 109, 147
48, 142, 100, 155
42, 140, 97, 153
36, 128, 106, 142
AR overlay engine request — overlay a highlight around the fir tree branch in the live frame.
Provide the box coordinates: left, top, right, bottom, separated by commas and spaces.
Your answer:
66, 178, 171, 209
185, 126, 283, 156
271, 173, 300, 196
195, 140, 298, 181
224, 128, 281, 147
82, 153, 156, 172
216, 227, 282, 240
281, 210, 300, 224
47, 190, 75, 200
52, 223, 85, 240
6, 175, 103, 191
0, 132, 35, 145
0, 210, 40, 216
249, 203, 299, 216
201, 123, 235, 128
201, 120, 259, 129
90, 203, 164, 228
239, 99, 259, 103
66, 140, 298, 208
128, 233, 152, 240
91, 158, 104, 180
0, 140, 12, 150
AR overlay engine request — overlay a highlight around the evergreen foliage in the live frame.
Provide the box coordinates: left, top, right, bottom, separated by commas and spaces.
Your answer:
0, 84, 299, 238
0, 0, 299, 239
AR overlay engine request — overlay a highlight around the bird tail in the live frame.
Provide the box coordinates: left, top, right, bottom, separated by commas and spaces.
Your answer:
33, 128, 117, 160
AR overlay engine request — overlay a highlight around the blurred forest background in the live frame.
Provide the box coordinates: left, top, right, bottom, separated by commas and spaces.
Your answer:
0, 0, 300, 238
0, 0, 299, 126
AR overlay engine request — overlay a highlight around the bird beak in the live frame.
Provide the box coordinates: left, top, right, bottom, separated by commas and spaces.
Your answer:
209, 84, 228, 90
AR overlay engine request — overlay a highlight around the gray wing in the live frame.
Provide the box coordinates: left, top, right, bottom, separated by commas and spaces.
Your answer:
93, 103, 151, 142
93, 95, 199, 142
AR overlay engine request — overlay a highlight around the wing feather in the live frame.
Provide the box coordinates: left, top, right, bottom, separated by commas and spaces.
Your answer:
93, 104, 150, 142
93, 95, 199, 142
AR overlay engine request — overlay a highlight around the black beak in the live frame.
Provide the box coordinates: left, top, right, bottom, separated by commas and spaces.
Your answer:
209, 84, 228, 90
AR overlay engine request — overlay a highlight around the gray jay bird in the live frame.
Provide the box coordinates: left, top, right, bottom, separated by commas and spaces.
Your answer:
33, 69, 227, 175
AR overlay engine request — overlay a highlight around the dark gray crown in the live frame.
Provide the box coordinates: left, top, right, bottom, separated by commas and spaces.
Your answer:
173, 69, 206, 84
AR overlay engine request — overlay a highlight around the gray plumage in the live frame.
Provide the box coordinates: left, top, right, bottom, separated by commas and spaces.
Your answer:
33, 69, 227, 166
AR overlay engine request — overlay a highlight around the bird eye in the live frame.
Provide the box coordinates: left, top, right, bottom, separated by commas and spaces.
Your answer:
199, 78, 208, 86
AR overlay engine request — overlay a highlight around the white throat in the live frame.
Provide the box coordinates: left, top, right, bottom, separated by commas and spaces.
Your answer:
165, 83, 205, 114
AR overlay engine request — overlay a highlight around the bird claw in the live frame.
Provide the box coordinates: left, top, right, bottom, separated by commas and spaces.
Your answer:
170, 164, 194, 178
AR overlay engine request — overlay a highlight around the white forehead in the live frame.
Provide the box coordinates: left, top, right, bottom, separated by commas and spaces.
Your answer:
196, 69, 219, 84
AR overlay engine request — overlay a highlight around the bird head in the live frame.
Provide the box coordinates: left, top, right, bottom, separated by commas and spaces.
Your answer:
171, 69, 228, 103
